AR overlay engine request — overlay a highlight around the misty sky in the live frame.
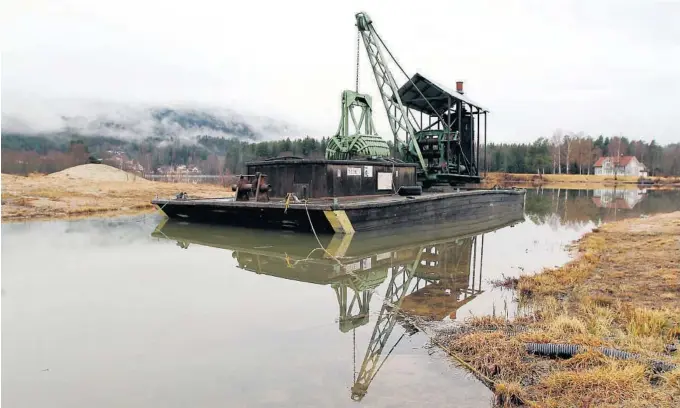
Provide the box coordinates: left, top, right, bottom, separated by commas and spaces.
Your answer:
2, 0, 679, 144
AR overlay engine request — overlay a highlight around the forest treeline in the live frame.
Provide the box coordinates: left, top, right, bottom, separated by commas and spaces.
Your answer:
1, 131, 679, 176
486, 132, 679, 176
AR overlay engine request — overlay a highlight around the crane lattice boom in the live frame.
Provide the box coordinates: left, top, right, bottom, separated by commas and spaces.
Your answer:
355, 12, 427, 172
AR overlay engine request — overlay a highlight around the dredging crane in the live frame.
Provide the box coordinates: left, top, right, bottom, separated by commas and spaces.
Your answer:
326, 12, 488, 187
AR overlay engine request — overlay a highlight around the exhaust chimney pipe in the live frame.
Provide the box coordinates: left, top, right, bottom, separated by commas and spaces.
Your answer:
456, 81, 464, 94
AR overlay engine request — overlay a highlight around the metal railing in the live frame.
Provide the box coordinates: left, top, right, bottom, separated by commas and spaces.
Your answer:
144, 174, 240, 187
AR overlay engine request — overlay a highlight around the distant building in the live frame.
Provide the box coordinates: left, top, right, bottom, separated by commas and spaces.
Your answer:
593, 156, 648, 177
126, 162, 144, 173
154, 165, 202, 176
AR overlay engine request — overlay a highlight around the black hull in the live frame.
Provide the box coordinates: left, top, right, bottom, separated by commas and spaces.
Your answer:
157, 203, 332, 233
152, 189, 526, 234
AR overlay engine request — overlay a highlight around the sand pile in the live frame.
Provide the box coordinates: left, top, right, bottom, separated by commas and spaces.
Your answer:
1, 174, 26, 182
46, 164, 150, 183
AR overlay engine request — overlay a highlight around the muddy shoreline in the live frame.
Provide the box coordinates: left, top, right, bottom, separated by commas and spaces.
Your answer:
429, 211, 680, 407
1, 172, 232, 222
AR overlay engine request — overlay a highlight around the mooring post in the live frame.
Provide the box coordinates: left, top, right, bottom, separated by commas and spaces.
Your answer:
254, 173, 262, 202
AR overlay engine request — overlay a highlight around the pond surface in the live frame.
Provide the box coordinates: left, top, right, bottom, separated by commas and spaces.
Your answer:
3, 187, 679, 408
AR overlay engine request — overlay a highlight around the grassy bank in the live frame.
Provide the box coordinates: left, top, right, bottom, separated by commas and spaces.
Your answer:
1, 166, 232, 222
483, 172, 680, 190
436, 211, 680, 407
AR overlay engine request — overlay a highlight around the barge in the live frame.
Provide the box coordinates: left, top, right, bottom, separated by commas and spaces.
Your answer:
151, 158, 526, 234
151, 11, 528, 233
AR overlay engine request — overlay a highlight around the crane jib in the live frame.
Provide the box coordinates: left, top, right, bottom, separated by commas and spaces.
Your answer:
354, 12, 428, 173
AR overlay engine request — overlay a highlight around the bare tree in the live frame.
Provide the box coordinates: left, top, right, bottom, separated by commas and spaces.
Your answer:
573, 136, 584, 174
569, 132, 589, 174
633, 140, 646, 166
205, 154, 221, 175
590, 146, 602, 175
609, 135, 625, 179
581, 136, 594, 174
550, 129, 563, 174
563, 132, 575, 174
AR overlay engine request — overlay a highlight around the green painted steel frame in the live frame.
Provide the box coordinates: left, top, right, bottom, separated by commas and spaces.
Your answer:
325, 90, 391, 160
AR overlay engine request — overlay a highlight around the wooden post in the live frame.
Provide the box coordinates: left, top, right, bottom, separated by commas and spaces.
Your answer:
254, 173, 261, 202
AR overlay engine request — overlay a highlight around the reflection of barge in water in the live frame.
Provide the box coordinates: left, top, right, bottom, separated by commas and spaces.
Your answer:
151, 211, 524, 321
152, 211, 524, 401
152, 212, 524, 401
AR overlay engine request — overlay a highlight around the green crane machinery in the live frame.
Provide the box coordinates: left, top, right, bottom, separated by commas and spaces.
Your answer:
325, 90, 392, 160
326, 11, 489, 187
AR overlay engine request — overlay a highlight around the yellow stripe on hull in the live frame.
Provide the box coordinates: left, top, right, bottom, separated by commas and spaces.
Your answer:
323, 210, 355, 234
154, 203, 168, 216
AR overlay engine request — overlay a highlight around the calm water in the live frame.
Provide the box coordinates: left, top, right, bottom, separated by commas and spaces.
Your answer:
3, 187, 679, 408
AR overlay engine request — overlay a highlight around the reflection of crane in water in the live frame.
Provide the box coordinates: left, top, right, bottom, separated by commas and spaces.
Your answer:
151, 218, 512, 403
342, 237, 484, 401
348, 250, 423, 401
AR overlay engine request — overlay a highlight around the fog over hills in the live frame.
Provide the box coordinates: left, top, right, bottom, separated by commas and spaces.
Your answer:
1, 96, 312, 143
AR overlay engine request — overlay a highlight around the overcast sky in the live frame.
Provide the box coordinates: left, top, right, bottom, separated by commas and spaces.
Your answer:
2, 0, 679, 144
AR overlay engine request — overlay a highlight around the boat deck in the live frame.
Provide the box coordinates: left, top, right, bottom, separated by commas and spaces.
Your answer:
152, 189, 524, 211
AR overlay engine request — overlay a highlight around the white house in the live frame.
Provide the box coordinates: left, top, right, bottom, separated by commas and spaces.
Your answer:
593, 156, 648, 177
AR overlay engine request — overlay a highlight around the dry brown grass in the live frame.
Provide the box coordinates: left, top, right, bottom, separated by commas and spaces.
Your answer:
1, 169, 231, 222
533, 360, 669, 407
442, 211, 680, 407
448, 332, 536, 383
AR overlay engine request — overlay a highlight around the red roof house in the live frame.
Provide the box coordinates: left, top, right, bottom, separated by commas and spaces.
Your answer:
593, 156, 647, 177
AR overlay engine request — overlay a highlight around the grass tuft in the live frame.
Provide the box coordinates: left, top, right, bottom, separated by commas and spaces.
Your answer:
547, 315, 588, 336
494, 382, 526, 407
663, 369, 680, 394
624, 308, 674, 339
560, 349, 609, 371
448, 332, 533, 382
536, 361, 654, 406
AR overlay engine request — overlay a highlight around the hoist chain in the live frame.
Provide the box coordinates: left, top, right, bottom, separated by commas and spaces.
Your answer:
355, 30, 360, 93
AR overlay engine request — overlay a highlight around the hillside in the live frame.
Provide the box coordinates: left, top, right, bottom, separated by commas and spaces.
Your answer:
1, 99, 306, 142
1, 98, 327, 176
1, 132, 331, 176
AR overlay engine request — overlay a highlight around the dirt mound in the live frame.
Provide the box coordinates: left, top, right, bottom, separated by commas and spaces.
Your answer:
46, 164, 150, 183
1, 174, 26, 181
